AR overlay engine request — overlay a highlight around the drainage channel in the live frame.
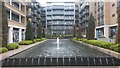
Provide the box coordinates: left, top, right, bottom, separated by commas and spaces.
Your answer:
1, 57, 120, 67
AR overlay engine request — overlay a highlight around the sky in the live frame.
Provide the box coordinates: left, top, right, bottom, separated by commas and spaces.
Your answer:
38, 0, 75, 5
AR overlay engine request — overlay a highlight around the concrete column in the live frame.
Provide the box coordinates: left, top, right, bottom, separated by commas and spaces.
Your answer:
10, 10, 12, 20
104, 25, 109, 38
19, 3, 21, 11
19, 15, 21, 23
23, 30, 25, 40
8, 27, 13, 43
19, 29, 22, 42
95, 28, 97, 38
10, 0, 12, 5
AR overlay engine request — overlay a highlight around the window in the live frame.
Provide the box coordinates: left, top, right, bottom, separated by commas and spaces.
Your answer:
12, 13, 19, 22
112, 14, 115, 17
112, 3, 115, 7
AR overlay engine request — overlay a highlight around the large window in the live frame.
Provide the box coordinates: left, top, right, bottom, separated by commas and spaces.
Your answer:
12, 13, 19, 22
12, 2, 19, 10
13, 28, 19, 42
110, 27, 117, 38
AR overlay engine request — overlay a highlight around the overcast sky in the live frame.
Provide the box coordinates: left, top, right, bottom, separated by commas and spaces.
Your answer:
38, 0, 75, 5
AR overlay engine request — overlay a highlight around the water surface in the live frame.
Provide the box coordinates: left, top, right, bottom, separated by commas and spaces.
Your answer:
11, 39, 111, 58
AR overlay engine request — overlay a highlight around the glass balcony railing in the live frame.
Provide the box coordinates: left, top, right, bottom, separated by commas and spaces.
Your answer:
52, 12, 64, 15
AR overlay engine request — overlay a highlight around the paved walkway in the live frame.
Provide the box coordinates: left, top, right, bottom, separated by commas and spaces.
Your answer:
0, 40, 47, 61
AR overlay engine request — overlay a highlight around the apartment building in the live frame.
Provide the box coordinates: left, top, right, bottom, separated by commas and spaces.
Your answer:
4, 0, 26, 43
26, 0, 41, 38
90, 0, 120, 40
79, 0, 89, 37
46, 2, 75, 36
41, 6, 46, 28
74, 0, 80, 37
40, 6, 46, 37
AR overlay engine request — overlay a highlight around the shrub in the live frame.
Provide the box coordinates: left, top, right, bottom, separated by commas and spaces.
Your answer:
0, 47, 8, 53
41, 38, 47, 41
110, 44, 120, 52
74, 38, 120, 53
7, 43, 19, 50
87, 40, 115, 49
73, 38, 77, 40
99, 42, 115, 49
19, 40, 33, 45
33, 39, 41, 43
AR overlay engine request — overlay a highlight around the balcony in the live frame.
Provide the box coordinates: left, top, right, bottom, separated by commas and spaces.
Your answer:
47, 17, 52, 20
32, 5, 38, 10
65, 13, 74, 16
26, 3, 32, 8
65, 18, 74, 21
27, 14, 32, 18
47, 12, 52, 15
52, 12, 64, 15
37, 9, 41, 13
52, 6, 64, 10
41, 18, 46, 21
52, 18, 64, 20
32, 18, 38, 23
36, 3, 40, 8
5, 2, 25, 16
41, 13, 46, 16
32, 11, 37, 16
37, 15, 41, 19
64, 7, 74, 10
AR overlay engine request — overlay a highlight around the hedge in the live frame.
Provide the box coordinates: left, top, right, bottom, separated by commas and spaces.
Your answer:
110, 44, 120, 52
41, 38, 47, 41
0, 47, 8, 53
19, 40, 33, 45
73, 38, 120, 53
7, 43, 19, 50
33, 39, 42, 43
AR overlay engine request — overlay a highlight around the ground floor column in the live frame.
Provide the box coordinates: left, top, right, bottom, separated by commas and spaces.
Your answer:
8, 27, 13, 43
104, 25, 109, 38
95, 28, 97, 38
19, 28, 22, 42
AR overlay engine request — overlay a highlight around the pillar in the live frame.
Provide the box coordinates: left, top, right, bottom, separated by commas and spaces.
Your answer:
8, 27, 13, 43
10, 0, 12, 5
10, 10, 12, 20
19, 15, 21, 23
104, 25, 109, 38
95, 28, 97, 38
19, 3, 21, 11
19, 29, 22, 42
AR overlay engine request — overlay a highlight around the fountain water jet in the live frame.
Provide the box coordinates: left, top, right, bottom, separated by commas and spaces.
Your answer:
57, 37, 60, 49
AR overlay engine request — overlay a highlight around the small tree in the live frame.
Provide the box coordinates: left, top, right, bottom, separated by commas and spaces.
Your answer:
0, 2, 8, 47
73, 26, 76, 37
115, 4, 120, 44
37, 23, 42, 38
25, 21, 34, 40
86, 13, 95, 40
77, 24, 82, 38
42, 28, 45, 38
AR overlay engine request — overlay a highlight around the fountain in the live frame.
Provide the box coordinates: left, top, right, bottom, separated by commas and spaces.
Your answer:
57, 37, 60, 49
